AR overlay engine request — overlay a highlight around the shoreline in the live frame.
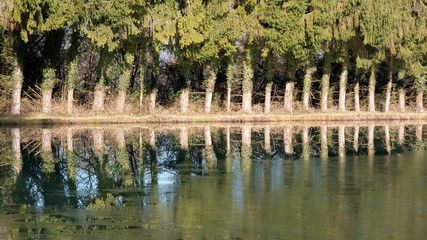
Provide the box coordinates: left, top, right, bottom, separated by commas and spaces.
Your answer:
1, 112, 427, 127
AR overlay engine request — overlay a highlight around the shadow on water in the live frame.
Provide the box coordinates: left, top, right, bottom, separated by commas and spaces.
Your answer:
0, 123, 426, 239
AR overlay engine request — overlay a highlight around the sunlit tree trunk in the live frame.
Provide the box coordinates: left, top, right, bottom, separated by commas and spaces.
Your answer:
385, 125, 391, 154
226, 82, 232, 112
67, 58, 77, 115
265, 82, 272, 114
339, 62, 348, 111
11, 128, 22, 175
93, 81, 105, 112
205, 62, 217, 113
284, 80, 294, 113
368, 64, 376, 112
284, 126, 293, 154
180, 127, 188, 150
354, 79, 360, 112
11, 59, 23, 116
398, 71, 406, 112
384, 57, 393, 113
150, 90, 157, 113
264, 127, 271, 154
42, 68, 56, 114
321, 126, 328, 159
416, 76, 424, 112
180, 88, 190, 113
321, 54, 331, 111
116, 91, 126, 113
116, 55, 133, 113
303, 66, 316, 111
242, 52, 253, 114
338, 126, 345, 158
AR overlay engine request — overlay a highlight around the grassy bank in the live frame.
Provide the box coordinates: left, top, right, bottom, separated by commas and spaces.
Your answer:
1, 111, 427, 127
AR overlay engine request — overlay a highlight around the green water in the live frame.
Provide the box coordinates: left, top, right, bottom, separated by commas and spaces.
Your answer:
0, 124, 426, 239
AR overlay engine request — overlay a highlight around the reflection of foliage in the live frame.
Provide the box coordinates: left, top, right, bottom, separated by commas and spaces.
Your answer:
87, 193, 120, 210
41, 151, 55, 173
414, 141, 427, 151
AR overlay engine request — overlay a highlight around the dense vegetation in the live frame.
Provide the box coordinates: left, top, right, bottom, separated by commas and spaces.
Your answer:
0, 0, 426, 115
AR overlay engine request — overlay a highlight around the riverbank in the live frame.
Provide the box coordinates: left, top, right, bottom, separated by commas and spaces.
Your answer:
1, 111, 427, 127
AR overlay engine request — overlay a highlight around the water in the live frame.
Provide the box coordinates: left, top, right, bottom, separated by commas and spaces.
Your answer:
0, 123, 426, 239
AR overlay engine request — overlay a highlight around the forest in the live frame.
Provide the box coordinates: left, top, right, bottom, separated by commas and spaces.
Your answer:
0, 0, 426, 116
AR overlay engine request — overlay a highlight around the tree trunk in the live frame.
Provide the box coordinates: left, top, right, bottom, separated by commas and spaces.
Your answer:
67, 89, 74, 114
368, 64, 376, 112
242, 51, 253, 113
284, 81, 294, 113
398, 86, 405, 112
93, 85, 105, 112
226, 83, 231, 112
42, 89, 53, 114
355, 80, 360, 112
150, 91, 156, 113
339, 62, 348, 111
321, 57, 330, 111
11, 60, 23, 116
384, 59, 393, 112
116, 90, 126, 113
180, 88, 189, 113
205, 64, 216, 113
416, 90, 424, 112
303, 67, 315, 111
265, 82, 272, 114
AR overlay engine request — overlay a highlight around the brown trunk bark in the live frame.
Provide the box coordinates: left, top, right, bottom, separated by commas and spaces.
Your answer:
180, 88, 190, 113
355, 80, 360, 112
242, 84, 252, 113
338, 126, 345, 158
116, 90, 126, 113
11, 128, 22, 175
339, 63, 348, 111
398, 125, 405, 146
226, 83, 231, 112
385, 125, 391, 154
67, 89, 74, 115
93, 87, 105, 112
264, 82, 272, 114
42, 89, 52, 114
11, 61, 23, 116
284, 81, 294, 113
303, 67, 315, 111
354, 126, 359, 153
284, 126, 293, 154
150, 91, 156, 113
321, 126, 328, 159
205, 91, 213, 113
369, 65, 376, 112
264, 127, 271, 154
416, 91, 424, 112
180, 127, 188, 150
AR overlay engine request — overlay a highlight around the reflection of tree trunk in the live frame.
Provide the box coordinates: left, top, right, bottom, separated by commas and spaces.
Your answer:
42, 129, 54, 172
180, 127, 188, 150
354, 126, 359, 153
264, 127, 271, 154
265, 82, 272, 114
398, 125, 405, 146
385, 125, 391, 154
204, 126, 215, 167
303, 67, 315, 111
92, 129, 104, 153
339, 62, 348, 111
115, 129, 130, 171
226, 126, 231, 154
11, 128, 22, 175
302, 127, 309, 160
284, 126, 293, 154
338, 126, 345, 158
321, 126, 328, 159
180, 88, 190, 113
115, 129, 126, 149
284, 81, 294, 113
150, 130, 156, 148
416, 125, 423, 142
67, 128, 73, 152
42, 129, 52, 152
368, 125, 375, 156
241, 126, 252, 169
368, 65, 376, 112
11, 60, 23, 115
